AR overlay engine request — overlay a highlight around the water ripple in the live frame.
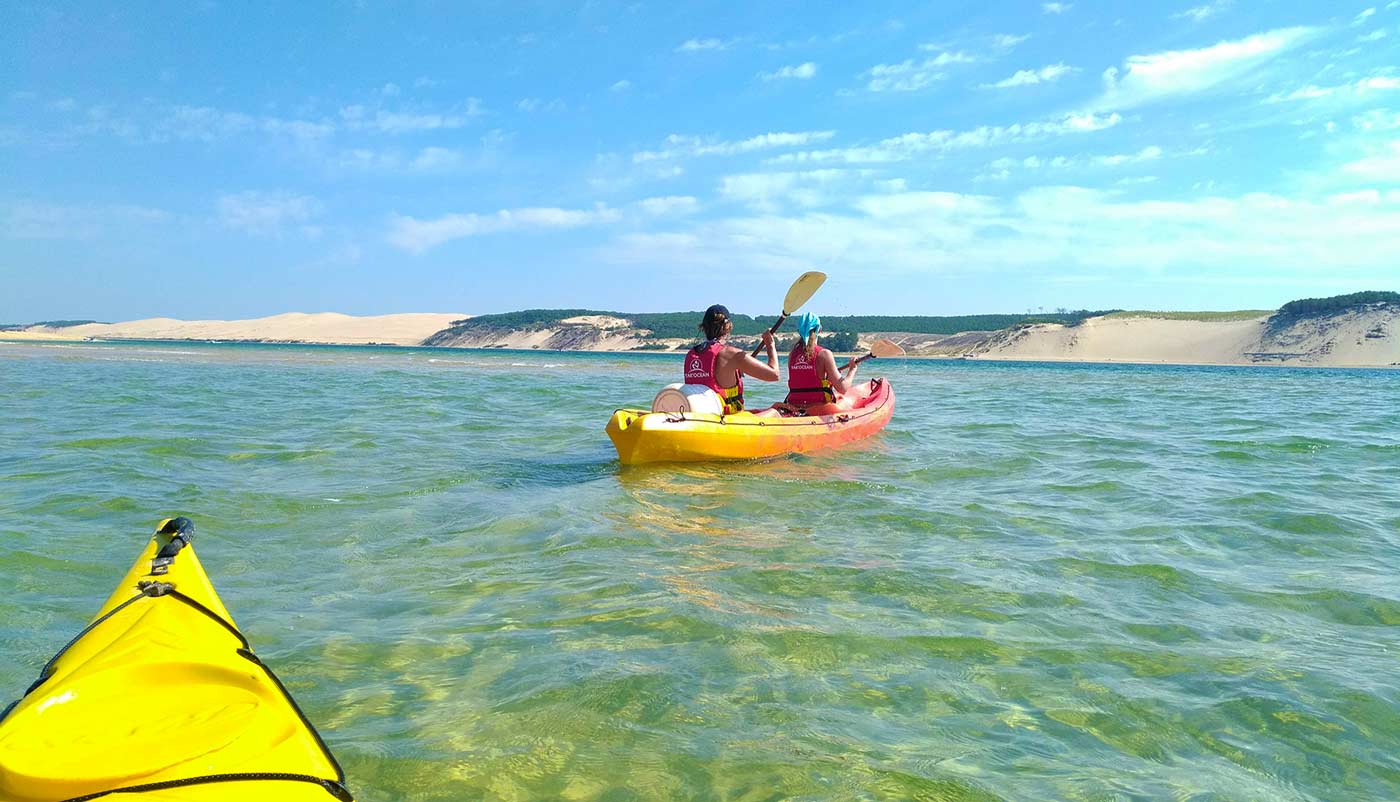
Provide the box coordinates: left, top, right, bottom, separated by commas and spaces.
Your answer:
1, 341, 1397, 801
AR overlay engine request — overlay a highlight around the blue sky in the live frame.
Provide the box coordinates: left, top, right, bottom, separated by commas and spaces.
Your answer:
2, 1, 1398, 321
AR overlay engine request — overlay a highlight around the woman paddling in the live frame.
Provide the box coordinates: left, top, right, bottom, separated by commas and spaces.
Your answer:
782, 312, 856, 415
684, 304, 778, 414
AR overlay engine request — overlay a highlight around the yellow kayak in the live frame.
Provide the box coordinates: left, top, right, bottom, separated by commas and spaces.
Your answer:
607, 378, 896, 465
0, 518, 352, 802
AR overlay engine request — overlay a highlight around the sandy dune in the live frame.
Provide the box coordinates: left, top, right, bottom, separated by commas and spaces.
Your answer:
558, 314, 631, 329
21, 312, 468, 346
972, 309, 1399, 367
977, 316, 1269, 364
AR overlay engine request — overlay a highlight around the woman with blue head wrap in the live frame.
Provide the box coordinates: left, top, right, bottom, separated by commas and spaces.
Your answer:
783, 311, 858, 414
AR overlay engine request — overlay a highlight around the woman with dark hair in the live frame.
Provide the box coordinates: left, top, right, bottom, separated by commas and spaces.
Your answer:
782, 312, 856, 415
683, 304, 779, 414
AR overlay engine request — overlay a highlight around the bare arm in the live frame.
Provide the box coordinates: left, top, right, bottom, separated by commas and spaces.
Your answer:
821, 350, 854, 395
734, 331, 779, 382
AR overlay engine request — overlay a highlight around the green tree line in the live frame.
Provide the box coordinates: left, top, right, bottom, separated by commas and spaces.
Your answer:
1274, 291, 1400, 320
442, 309, 1117, 339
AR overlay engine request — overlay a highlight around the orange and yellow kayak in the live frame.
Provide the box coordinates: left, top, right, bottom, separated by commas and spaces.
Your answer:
607, 378, 895, 464
0, 517, 352, 802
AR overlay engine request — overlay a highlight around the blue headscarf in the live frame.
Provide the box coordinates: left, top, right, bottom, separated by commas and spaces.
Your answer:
796, 312, 821, 339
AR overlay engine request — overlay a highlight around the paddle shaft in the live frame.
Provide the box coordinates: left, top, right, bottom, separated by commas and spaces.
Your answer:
839, 352, 876, 372
751, 313, 788, 357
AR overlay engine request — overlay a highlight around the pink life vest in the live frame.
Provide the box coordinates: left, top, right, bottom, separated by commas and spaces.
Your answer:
684, 340, 744, 413
786, 344, 835, 405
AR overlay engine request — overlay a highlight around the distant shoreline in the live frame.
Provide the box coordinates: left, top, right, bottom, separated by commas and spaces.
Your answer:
6, 296, 1398, 368
5, 333, 1396, 370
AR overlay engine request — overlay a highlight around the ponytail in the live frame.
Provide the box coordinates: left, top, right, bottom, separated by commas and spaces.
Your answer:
804, 329, 817, 359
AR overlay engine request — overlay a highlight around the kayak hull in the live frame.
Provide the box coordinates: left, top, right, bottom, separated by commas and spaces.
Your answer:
0, 518, 352, 802
607, 378, 895, 465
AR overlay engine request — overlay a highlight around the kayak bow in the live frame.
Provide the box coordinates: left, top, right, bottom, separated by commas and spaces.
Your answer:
0, 517, 352, 802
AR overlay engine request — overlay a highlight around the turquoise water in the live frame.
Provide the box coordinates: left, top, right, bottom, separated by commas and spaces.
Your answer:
2, 340, 1398, 802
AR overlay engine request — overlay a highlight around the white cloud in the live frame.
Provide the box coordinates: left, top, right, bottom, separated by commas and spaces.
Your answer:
380, 82, 401, 97
1094, 26, 1315, 111
769, 112, 1121, 164
865, 52, 974, 92
516, 97, 565, 112
1357, 29, 1388, 42
1266, 74, 1400, 103
993, 33, 1032, 50
409, 147, 464, 171
1328, 189, 1383, 205
1342, 139, 1400, 181
1, 201, 171, 240
1354, 108, 1400, 131
610, 80, 632, 93
759, 62, 818, 81
1094, 145, 1165, 165
218, 191, 321, 236
980, 146, 1166, 179
1273, 85, 1338, 102
387, 205, 621, 253
413, 76, 438, 88
676, 38, 729, 52
853, 191, 997, 219
1174, 1, 1230, 22
77, 104, 335, 144
984, 63, 1079, 88
1354, 7, 1377, 24
1042, 3, 1073, 13
333, 145, 477, 174
338, 100, 483, 133
604, 187, 1400, 281
633, 130, 836, 162
718, 169, 868, 211
635, 196, 700, 216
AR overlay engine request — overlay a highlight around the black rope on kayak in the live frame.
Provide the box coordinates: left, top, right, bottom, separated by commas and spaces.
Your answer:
21, 519, 200, 697
162, 587, 251, 651
8, 515, 352, 802
236, 648, 351, 789
45, 593, 352, 801
17, 579, 205, 698
131, 585, 350, 790
33, 587, 352, 802
21, 591, 147, 696
59, 772, 353, 802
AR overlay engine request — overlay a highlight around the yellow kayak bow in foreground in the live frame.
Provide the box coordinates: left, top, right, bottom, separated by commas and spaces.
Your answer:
0, 517, 352, 802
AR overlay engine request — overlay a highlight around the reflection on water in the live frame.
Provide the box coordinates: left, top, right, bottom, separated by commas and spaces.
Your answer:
2, 340, 1398, 801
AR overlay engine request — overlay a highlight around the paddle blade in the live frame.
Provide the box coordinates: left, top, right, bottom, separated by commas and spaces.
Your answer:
782, 271, 826, 315
869, 338, 905, 359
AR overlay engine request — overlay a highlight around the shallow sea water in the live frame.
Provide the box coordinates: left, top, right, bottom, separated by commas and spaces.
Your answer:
1, 340, 1398, 801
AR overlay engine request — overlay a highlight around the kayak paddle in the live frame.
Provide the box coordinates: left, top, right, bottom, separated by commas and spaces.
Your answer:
752, 271, 826, 356
840, 338, 905, 371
